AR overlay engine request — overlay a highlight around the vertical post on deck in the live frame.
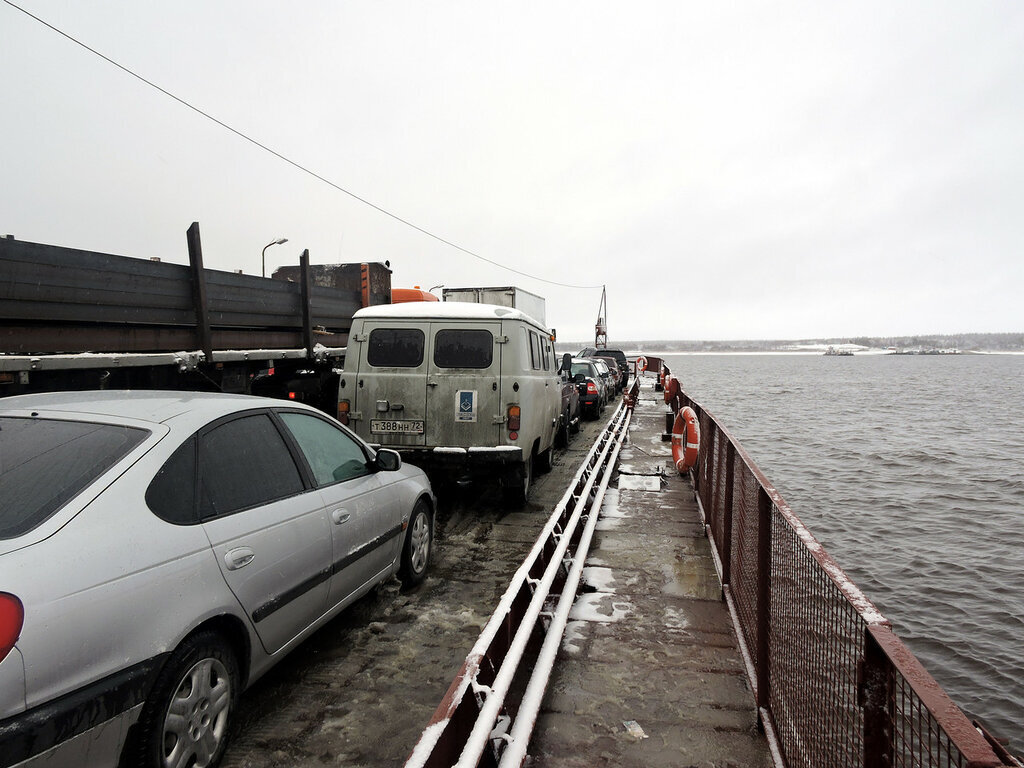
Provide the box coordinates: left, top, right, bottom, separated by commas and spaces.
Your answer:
861, 627, 894, 768
299, 249, 313, 357
756, 486, 772, 715
722, 441, 735, 587
186, 222, 212, 361
360, 262, 370, 307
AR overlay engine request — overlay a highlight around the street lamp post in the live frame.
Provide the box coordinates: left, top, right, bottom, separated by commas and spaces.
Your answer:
261, 237, 288, 278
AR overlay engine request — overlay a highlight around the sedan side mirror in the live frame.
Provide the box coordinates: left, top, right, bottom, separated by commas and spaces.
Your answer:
375, 448, 402, 472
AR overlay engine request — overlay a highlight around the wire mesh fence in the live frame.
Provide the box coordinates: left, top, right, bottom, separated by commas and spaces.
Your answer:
675, 385, 1009, 768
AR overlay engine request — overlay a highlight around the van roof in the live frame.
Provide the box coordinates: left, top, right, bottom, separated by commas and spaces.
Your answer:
354, 301, 547, 329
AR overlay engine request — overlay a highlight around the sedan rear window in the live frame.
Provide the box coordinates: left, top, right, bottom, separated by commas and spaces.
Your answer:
0, 416, 148, 539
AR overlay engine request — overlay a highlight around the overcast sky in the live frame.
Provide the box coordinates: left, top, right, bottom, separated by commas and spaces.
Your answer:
2, 1, 1022, 342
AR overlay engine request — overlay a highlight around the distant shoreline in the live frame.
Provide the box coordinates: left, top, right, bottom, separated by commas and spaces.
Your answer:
556, 333, 1024, 356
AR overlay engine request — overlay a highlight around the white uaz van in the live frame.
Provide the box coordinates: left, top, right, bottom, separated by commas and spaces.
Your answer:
338, 302, 561, 501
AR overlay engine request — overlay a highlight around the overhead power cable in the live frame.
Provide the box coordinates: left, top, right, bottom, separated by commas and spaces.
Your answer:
3, 0, 602, 290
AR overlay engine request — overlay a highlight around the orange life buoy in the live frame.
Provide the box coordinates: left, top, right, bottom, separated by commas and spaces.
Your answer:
663, 375, 679, 404
636, 355, 648, 372
671, 406, 700, 473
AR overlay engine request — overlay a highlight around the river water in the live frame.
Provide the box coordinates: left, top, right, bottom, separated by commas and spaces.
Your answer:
654, 352, 1023, 748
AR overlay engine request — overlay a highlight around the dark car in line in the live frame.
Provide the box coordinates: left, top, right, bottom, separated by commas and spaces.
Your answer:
593, 355, 623, 394
556, 353, 581, 446
570, 358, 605, 419
577, 347, 629, 390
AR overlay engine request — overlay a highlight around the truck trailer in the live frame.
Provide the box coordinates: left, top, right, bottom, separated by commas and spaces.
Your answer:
0, 224, 390, 414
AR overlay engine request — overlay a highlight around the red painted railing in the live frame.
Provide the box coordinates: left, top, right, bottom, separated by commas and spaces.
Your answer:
660, 364, 1015, 768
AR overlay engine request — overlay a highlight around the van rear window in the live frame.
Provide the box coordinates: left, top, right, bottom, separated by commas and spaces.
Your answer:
434, 329, 493, 368
368, 328, 425, 367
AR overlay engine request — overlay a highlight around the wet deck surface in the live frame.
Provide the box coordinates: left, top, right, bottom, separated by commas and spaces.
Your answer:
221, 381, 770, 767
529, 385, 771, 767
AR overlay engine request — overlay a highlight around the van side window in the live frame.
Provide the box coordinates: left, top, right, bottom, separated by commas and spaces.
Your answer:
434, 329, 493, 368
529, 331, 541, 370
542, 338, 551, 370
368, 328, 425, 367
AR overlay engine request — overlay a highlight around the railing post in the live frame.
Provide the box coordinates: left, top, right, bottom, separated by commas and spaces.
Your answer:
861, 626, 893, 768
756, 486, 772, 715
721, 441, 735, 587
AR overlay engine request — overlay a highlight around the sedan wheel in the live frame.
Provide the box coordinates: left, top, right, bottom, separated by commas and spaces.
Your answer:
134, 631, 238, 768
399, 500, 433, 588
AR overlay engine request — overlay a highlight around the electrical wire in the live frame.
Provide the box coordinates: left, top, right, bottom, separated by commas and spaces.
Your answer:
2, 0, 603, 291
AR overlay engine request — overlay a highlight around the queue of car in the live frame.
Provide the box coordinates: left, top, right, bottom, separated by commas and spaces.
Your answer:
0, 336, 632, 768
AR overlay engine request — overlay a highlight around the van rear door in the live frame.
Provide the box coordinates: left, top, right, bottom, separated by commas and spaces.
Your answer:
425, 322, 502, 448
357, 322, 428, 447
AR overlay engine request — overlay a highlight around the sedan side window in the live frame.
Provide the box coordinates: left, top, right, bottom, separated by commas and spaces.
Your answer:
198, 414, 305, 519
279, 412, 370, 486
146, 436, 197, 524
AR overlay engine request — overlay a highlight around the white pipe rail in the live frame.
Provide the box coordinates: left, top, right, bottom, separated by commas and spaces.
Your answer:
497, 396, 634, 767
404, 395, 635, 768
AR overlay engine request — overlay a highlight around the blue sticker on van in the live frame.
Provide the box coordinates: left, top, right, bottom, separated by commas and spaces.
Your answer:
456, 390, 477, 422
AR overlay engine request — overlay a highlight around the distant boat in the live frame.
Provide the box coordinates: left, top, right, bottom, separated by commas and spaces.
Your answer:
824, 346, 854, 356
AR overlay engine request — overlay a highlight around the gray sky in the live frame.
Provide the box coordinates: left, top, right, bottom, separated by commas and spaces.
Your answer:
3, 1, 1022, 342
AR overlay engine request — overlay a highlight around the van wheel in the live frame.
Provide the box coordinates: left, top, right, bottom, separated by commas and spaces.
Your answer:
555, 410, 570, 448
504, 455, 532, 505
536, 447, 552, 474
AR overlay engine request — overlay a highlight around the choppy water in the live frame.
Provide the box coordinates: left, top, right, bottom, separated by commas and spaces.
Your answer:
657, 352, 1024, 748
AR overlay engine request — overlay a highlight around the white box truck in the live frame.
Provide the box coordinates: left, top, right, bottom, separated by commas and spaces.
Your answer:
442, 286, 546, 327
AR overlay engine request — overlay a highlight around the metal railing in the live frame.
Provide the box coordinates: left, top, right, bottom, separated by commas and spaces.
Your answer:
405, 382, 639, 768
660, 364, 1014, 768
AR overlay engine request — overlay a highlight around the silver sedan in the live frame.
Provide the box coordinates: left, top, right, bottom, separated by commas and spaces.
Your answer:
0, 391, 435, 768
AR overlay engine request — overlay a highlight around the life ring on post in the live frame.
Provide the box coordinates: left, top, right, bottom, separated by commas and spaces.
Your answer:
663, 375, 679, 404
671, 406, 700, 474
636, 355, 648, 373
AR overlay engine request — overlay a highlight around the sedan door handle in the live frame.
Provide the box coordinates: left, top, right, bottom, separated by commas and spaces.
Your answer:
331, 509, 351, 525
224, 547, 254, 571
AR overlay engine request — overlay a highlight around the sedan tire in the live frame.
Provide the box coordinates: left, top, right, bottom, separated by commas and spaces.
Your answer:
399, 500, 433, 588
133, 630, 239, 768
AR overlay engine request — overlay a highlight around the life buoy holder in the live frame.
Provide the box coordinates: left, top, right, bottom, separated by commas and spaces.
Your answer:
671, 406, 700, 474
636, 355, 648, 373
663, 375, 680, 404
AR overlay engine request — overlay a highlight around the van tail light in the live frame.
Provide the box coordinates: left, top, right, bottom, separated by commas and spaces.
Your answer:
507, 405, 521, 432
337, 399, 351, 425
587, 381, 598, 395
0, 593, 24, 665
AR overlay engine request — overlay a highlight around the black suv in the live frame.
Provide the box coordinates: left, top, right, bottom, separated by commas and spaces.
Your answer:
577, 347, 629, 389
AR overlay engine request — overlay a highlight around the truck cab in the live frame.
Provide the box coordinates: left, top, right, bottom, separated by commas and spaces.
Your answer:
338, 302, 561, 502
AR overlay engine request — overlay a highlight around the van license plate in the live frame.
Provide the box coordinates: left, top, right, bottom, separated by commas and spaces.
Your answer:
370, 419, 424, 435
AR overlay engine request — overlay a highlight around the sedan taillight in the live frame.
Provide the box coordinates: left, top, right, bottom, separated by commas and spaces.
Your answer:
0, 593, 24, 664
587, 381, 598, 395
